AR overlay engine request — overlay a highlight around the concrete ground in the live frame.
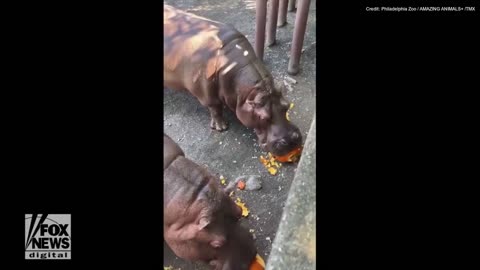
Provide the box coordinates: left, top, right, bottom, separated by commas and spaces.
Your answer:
164, 0, 316, 269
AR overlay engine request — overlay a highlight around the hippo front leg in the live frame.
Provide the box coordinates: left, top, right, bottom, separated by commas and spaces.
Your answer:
208, 104, 228, 131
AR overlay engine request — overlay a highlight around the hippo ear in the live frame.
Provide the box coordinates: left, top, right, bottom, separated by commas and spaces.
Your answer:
246, 98, 255, 106
244, 98, 255, 112
233, 203, 242, 220
223, 198, 242, 220
198, 216, 211, 230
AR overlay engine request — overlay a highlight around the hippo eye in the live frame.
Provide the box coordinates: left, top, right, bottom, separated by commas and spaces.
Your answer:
253, 102, 262, 108
256, 96, 266, 106
198, 216, 211, 230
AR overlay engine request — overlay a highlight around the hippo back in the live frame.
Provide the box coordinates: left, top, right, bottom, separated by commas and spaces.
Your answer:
164, 134, 184, 170
164, 5, 244, 91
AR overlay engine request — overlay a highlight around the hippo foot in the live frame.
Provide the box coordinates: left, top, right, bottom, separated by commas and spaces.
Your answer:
210, 118, 228, 131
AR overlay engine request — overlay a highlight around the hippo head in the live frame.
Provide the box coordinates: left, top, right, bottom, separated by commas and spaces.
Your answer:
194, 186, 243, 249
237, 79, 302, 156
208, 223, 257, 270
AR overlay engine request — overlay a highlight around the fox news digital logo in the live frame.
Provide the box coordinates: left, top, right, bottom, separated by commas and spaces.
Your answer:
25, 214, 71, 260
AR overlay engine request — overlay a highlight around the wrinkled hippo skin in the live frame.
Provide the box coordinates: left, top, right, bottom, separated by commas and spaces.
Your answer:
163, 134, 256, 270
164, 5, 302, 156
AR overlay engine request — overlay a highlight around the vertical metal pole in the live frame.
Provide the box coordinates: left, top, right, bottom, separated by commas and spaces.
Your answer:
278, 0, 288, 27
266, 0, 279, 46
287, 0, 310, 75
288, 0, 295, 11
255, 0, 267, 60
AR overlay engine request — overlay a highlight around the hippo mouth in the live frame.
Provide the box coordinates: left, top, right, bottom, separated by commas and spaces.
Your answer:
254, 128, 302, 156
270, 139, 301, 156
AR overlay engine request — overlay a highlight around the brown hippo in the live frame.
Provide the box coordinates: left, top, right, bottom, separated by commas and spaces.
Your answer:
164, 134, 257, 270
164, 5, 302, 157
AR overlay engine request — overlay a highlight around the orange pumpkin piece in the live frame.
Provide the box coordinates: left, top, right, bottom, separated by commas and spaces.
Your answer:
260, 152, 283, 175
249, 254, 265, 270
237, 180, 246, 190
273, 147, 303, 163
267, 167, 277, 175
259, 155, 268, 166
235, 200, 249, 217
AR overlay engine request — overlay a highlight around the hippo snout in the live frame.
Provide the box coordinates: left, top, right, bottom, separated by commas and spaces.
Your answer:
217, 224, 257, 270
269, 127, 302, 156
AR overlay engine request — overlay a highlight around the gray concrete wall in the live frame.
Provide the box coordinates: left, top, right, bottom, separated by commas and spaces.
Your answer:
266, 114, 316, 270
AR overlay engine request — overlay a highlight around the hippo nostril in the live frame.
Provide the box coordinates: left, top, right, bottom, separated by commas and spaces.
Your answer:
291, 131, 302, 144
273, 140, 288, 153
